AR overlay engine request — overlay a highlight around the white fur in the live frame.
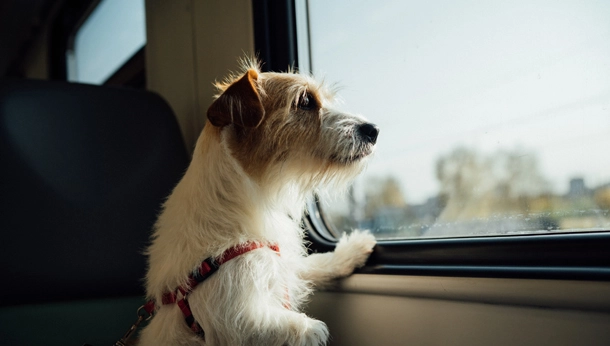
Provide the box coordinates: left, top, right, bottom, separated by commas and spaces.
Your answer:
138, 66, 377, 346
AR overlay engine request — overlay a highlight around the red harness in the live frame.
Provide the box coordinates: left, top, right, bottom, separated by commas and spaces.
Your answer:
143, 242, 280, 339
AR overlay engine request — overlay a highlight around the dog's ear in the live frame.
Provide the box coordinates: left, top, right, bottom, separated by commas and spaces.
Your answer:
207, 70, 265, 128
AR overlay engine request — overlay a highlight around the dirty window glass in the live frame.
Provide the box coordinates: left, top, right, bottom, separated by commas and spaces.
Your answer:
299, 0, 610, 239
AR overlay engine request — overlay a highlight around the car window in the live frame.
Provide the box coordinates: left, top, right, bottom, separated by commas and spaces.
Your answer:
67, 0, 146, 85
297, 0, 610, 240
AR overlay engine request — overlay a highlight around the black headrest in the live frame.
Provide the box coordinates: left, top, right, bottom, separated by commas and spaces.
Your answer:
0, 79, 189, 306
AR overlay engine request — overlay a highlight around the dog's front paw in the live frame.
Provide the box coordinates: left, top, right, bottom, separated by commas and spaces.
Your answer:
334, 230, 376, 275
297, 317, 329, 346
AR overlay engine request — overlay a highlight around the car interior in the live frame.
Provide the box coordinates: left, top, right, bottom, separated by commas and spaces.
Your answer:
1, 1, 609, 345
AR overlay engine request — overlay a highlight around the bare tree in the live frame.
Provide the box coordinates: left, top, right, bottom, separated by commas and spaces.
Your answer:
435, 147, 550, 221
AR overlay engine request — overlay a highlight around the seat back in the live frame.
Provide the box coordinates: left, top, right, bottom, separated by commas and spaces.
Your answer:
0, 79, 189, 345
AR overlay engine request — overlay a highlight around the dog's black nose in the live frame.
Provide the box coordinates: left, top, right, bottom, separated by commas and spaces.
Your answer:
357, 123, 379, 144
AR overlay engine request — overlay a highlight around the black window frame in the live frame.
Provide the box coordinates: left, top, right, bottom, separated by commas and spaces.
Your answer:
252, 0, 298, 73
253, 0, 610, 282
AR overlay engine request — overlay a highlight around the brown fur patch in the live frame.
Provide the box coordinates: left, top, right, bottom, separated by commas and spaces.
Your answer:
207, 70, 265, 128
225, 73, 325, 181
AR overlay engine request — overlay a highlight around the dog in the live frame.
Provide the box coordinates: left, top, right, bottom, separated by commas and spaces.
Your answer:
137, 60, 379, 346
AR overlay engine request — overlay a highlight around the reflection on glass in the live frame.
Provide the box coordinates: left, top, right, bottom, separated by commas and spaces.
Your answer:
305, 0, 610, 239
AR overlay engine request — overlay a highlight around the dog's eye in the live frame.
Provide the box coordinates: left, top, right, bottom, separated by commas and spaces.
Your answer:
297, 92, 316, 111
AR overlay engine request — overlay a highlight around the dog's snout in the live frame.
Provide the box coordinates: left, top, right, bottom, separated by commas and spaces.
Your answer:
357, 123, 379, 144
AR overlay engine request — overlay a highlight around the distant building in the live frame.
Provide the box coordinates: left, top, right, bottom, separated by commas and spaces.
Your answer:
409, 196, 443, 223
568, 177, 589, 198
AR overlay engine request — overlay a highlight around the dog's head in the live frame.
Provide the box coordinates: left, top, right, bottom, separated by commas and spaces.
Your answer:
206, 62, 378, 188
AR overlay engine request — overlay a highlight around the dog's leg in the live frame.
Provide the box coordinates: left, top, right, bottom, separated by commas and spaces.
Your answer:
246, 308, 329, 346
300, 230, 376, 287
195, 297, 330, 346
188, 254, 330, 346
197, 305, 329, 346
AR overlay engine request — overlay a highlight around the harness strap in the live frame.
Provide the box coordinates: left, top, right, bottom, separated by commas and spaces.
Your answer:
145, 242, 280, 339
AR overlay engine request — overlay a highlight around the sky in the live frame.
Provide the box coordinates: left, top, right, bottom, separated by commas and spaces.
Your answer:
69, 0, 146, 84
306, 0, 610, 204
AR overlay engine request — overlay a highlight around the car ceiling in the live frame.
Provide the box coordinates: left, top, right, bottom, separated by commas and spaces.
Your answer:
0, 0, 60, 76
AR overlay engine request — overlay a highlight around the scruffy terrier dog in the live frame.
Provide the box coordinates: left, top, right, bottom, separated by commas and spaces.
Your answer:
138, 61, 379, 346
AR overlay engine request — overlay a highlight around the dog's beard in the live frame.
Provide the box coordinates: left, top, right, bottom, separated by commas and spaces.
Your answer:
329, 141, 375, 165
317, 110, 376, 166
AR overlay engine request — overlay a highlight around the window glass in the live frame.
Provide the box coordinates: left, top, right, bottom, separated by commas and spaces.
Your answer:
300, 0, 610, 239
67, 0, 146, 84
